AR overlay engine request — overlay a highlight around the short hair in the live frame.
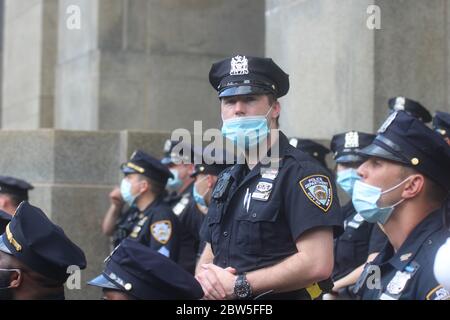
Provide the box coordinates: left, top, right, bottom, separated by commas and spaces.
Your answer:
267, 94, 279, 127
0, 192, 26, 207
136, 175, 165, 198
400, 166, 448, 205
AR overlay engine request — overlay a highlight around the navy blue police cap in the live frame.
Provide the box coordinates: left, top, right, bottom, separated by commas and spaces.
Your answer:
87, 238, 204, 300
209, 55, 289, 98
121, 150, 173, 184
161, 140, 196, 166
0, 201, 87, 282
330, 131, 376, 164
359, 111, 450, 191
433, 111, 450, 139
289, 138, 331, 169
388, 96, 432, 123
0, 176, 34, 200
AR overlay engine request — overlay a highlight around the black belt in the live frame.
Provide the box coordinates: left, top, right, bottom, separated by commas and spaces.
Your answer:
253, 278, 334, 300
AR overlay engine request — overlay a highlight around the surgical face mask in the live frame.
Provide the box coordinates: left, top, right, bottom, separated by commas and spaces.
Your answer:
336, 168, 360, 197
0, 268, 20, 300
120, 178, 138, 207
221, 107, 272, 149
166, 168, 183, 192
193, 176, 209, 208
352, 177, 410, 225
434, 238, 450, 291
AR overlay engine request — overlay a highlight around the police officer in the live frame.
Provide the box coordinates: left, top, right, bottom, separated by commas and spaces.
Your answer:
0, 176, 34, 234
0, 201, 86, 300
0, 176, 33, 214
162, 139, 196, 210
161, 140, 199, 273
352, 111, 450, 300
388, 96, 432, 123
196, 55, 343, 300
87, 238, 203, 300
183, 148, 231, 263
102, 150, 180, 261
433, 111, 450, 146
289, 138, 332, 174
327, 131, 386, 299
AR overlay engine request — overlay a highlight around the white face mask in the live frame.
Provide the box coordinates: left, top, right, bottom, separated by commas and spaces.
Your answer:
434, 237, 450, 291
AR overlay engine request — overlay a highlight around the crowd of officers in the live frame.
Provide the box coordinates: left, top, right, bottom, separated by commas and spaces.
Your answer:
0, 55, 449, 300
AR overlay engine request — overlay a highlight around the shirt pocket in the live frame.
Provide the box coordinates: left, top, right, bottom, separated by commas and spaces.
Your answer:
206, 204, 224, 255
235, 200, 280, 255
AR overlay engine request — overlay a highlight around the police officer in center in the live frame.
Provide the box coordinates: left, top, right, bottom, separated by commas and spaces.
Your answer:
326, 131, 386, 299
102, 150, 180, 261
0, 201, 86, 300
88, 238, 204, 300
352, 111, 450, 300
196, 55, 343, 300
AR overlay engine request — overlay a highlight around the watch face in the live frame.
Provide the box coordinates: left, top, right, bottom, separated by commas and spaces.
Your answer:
234, 276, 251, 299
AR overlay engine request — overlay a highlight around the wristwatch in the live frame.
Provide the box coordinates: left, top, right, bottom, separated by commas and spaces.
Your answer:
234, 274, 253, 300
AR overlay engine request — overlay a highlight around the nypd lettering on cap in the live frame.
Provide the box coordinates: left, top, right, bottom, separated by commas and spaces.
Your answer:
299, 175, 333, 212
230, 55, 249, 76
344, 131, 359, 148
289, 138, 299, 148
378, 111, 398, 133
393, 97, 406, 111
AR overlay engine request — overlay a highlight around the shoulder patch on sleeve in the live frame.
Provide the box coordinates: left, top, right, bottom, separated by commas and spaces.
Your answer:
150, 220, 172, 244
299, 174, 333, 212
426, 285, 450, 300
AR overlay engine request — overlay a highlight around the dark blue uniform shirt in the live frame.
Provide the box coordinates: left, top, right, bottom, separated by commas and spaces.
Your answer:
354, 208, 450, 300
200, 132, 343, 276
165, 184, 199, 274
127, 197, 180, 262
333, 201, 387, 281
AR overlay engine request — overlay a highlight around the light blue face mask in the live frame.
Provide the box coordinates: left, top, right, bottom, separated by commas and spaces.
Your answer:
336, 168, 361, 197
352, 178, 409, 225
120, 178, 138, 207
166, 168, 183, 192
193, 176, 209, 208
221, 107, 272, 149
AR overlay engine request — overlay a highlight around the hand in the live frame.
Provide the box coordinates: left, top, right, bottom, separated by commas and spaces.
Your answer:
109, 187, 124, 207
196, 264, 237, 300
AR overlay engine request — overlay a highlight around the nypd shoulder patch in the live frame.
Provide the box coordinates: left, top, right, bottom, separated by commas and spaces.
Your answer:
426, 285, 450, 300
150, 220, 172, 244
299, 175, 333, 212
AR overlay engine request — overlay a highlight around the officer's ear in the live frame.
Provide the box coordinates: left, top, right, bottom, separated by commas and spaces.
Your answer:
402, 174, 425, 199
207, 175, 218, 189
9, 269, 22, 289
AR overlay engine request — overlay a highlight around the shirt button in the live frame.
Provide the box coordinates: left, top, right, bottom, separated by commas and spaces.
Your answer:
252, 213, 257, 218
223, 231, 228, 237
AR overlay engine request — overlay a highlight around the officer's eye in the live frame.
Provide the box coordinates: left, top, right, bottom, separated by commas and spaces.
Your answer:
222, 98, 237, 106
